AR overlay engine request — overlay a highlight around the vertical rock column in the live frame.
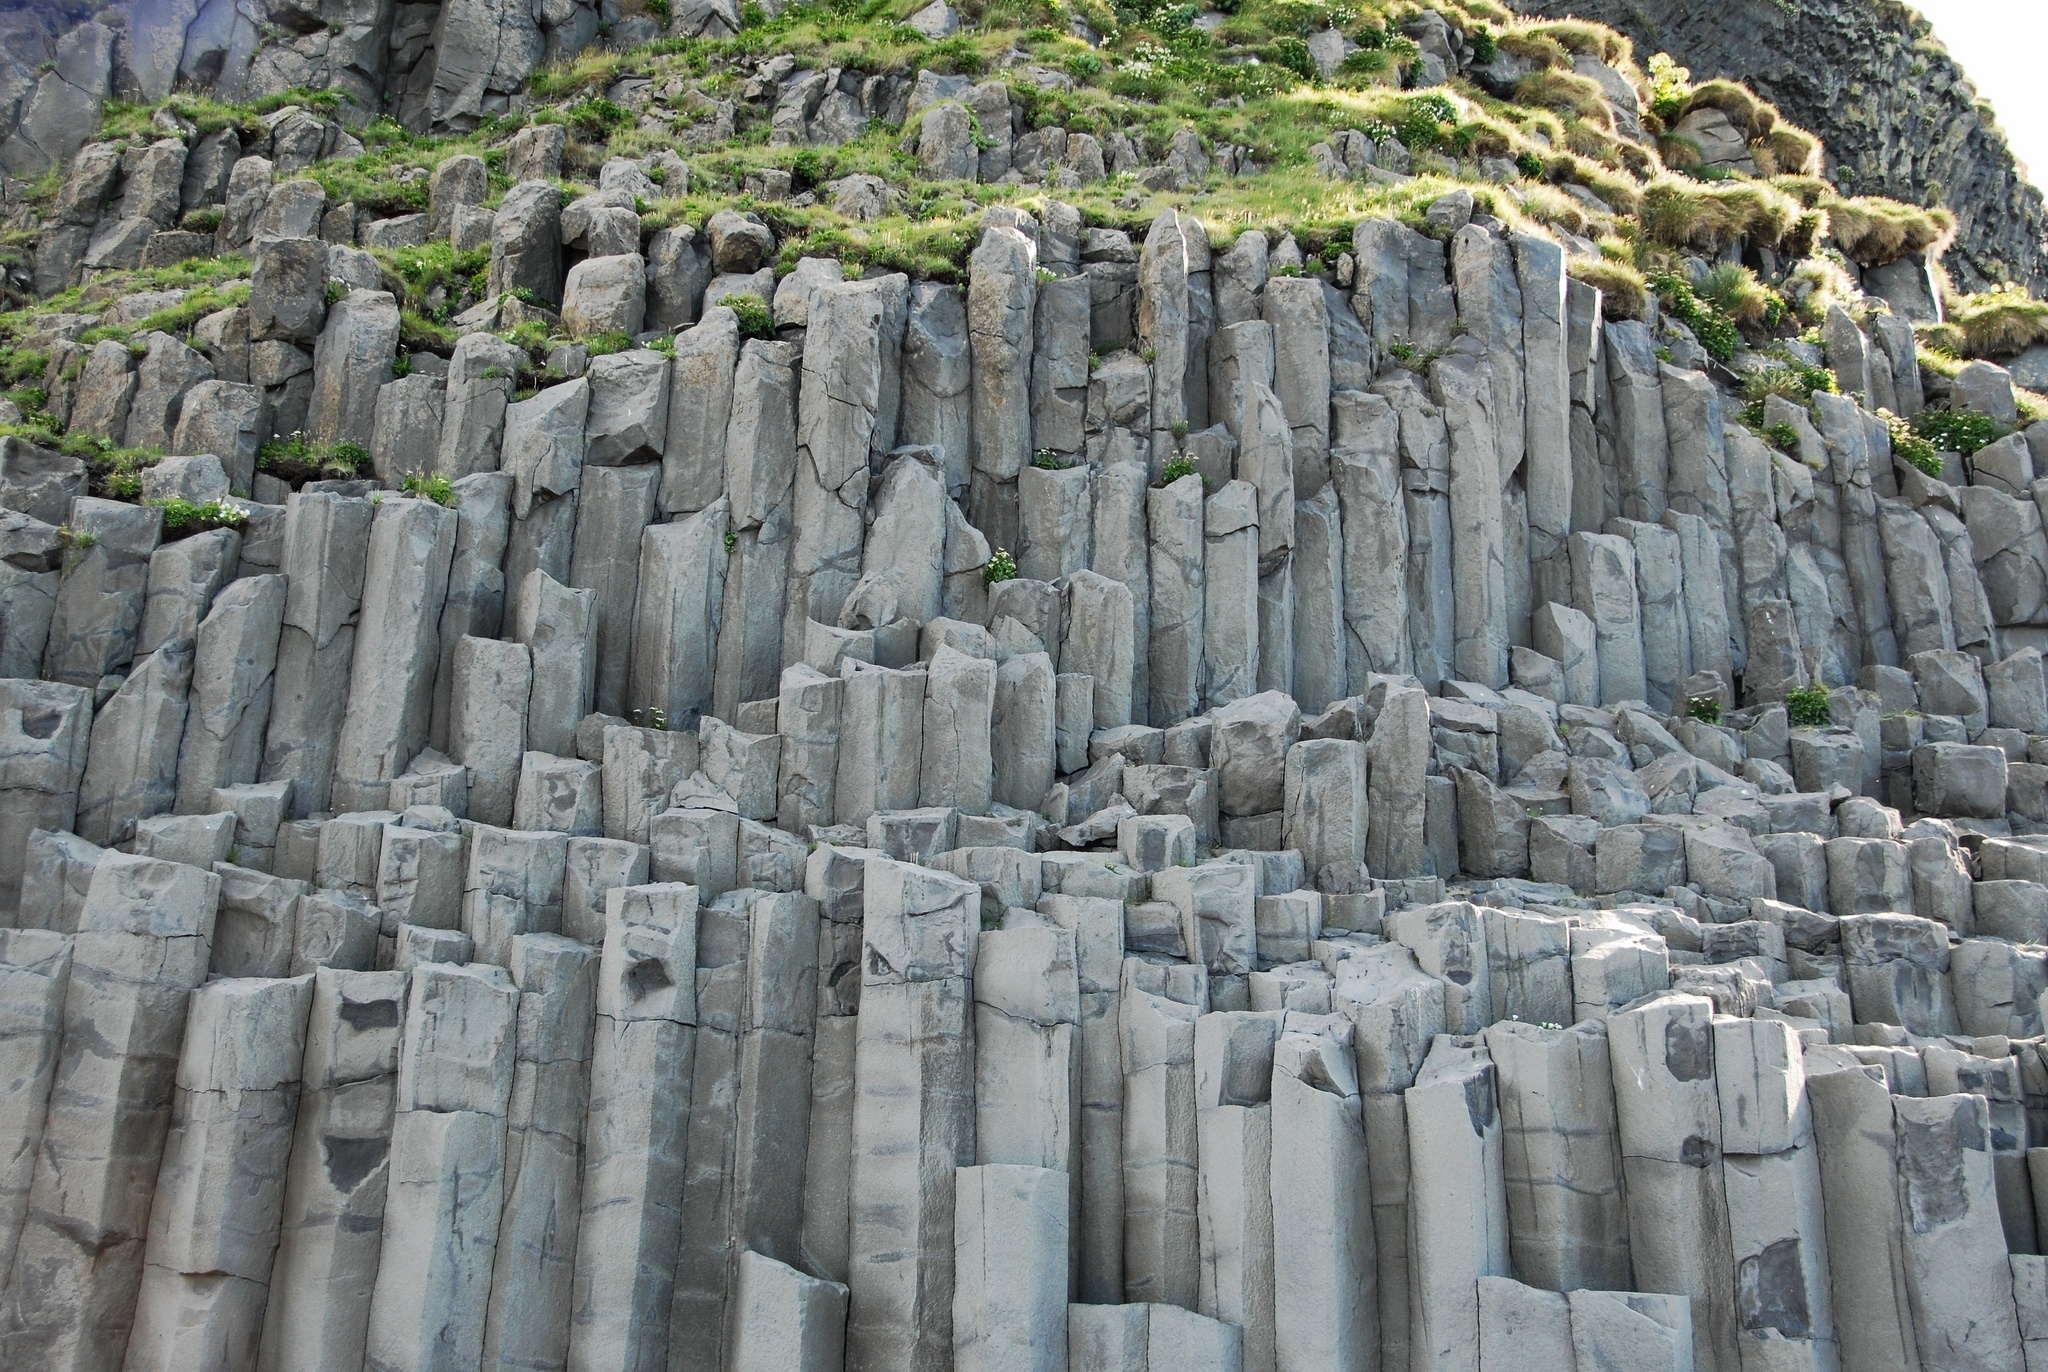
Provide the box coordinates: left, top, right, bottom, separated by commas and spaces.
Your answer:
1121, 957, 1203, 1310
447, 636, 531, 828
462, 827, 569, 969
1092, 459, 1152, 725
1405, 1035, 1509, 1372
1148, 472, 1206, 727
1660, 364, 1740, 672
1479, 1020, 1630, 1292
257, 968, 410, 1372
1331, 390, 1406, 688
729, 1251, 848, 1372
1270, 1013, 1375, 1372
1602, 321, 1671, 523
1713, 1016, 1838, 1372
671, 894, 753, 1371
1803, 1057, 1919, 1371
629, 498, 728, 730
1140, 211, 1190, 470
0, 679, 93, 904
1516, 234, 1573, 608
126, 974, 316, 1371
515, 570, 597, 759
0, 928, 71, 1282
974, 919, 1079, 1174
1329, 942, 1445, 1372
969, 227, 1037, 552
1815, 391, 1901, 674
74, 639, 192, 846
428, 471, 514, 753
1434, 351, 1509, 689
330, 496, 458, 813
174, 573, 288, 812
0, 853, 220, 1372
902, 281, 974, 495
363, 961, 519, 1372
500, 378, 588, 632
1239, 381, 1296, 698
921, 645, 996, 816
41, 496, 160, 687
481, 933, 598, 1372
263, 491, 374, 819
1570, 531, 1648, 708
1041, 894, 1126, 1304
661, 309, 740, 518
778, 664, 843, 833
953, 1164, 1071, 1372
846, 857, 979, 1372
1203, 480, 1260, 708
1606, 992, 1739, 1372
1291, 482, 1344, 714
835, 662, 925, 827
728, 892, 820, 1295
802, 847, 871, 1287
570, 464, 659, 720
1262, 276, 1329, 494
568, 883, 698, 1372
1893, 1093, 2026, 1369
718, 338, 800, 721
1193, 1010, 1279, 1372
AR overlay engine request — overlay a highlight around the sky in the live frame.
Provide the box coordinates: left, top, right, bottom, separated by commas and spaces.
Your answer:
1910, 0, 2048, 190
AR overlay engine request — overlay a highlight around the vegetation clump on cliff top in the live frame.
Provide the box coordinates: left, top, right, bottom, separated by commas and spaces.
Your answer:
0, 0, 1986, 409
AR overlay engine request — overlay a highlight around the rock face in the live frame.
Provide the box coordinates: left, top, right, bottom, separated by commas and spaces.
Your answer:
3, 8, 2048, 1359
1506, 0, 2048, 293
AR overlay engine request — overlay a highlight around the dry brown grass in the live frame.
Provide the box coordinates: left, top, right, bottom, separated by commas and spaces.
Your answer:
1526, 19, 1632, 67
1768, 175, 1833, 209
1943, 286, 2048, 357
1752, 126, 1820, 178
1681, 79, 1774, 138
1639, 177, 1802, 254
1543, 153, 1643, 217
1567, 256, 1648, 319
1516, 183, 1600, 237
1496, 31, 1571, 70
1513, 69, 1615, 127
1825, 196, 1957, 266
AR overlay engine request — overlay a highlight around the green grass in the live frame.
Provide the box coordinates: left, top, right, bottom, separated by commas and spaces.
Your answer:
154, 497, 249, 538
1885, 412, 1942, 477
24, 0, 1961, 419
1650, 272, 1739, 363
401, 471, 458, 506
1785, 685, 1832, 728
1910, 407, 2008, 457
256, 433, 373, 486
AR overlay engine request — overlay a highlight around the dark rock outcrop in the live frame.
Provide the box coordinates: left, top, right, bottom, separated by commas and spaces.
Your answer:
1509, 0, 2048, 295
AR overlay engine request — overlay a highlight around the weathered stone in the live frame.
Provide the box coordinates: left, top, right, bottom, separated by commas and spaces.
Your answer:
0, 854, 220, 1370
307, 290, 399, 453
43, 496, 159, 687
174, 573, 287, 813
261, 492, 373, 818
329, 497, 458, 812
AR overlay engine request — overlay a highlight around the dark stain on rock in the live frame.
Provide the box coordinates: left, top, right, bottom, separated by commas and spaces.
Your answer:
324, 1133, 389, 1193
338, 995, 401, 1031
1664, 1017, 1714, 1082
1897, 1101, 1979, 1234
1736, 1237, 1811, 1337
1464, 1064, 1497, 1136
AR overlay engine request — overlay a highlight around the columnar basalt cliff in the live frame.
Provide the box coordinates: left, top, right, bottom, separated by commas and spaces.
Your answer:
0, 0, 2045, 1369
1509, 0, 2048, 296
